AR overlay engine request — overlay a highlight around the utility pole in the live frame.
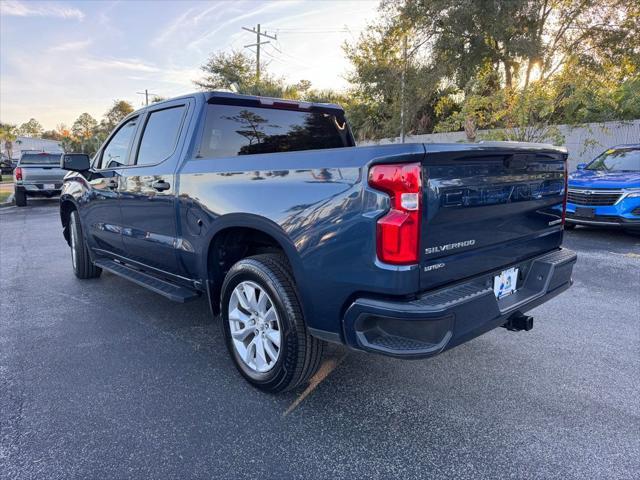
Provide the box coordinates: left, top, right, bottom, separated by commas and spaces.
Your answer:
400, 35, 407, 143
242, 24, 277, 83
136, 89, 159, 106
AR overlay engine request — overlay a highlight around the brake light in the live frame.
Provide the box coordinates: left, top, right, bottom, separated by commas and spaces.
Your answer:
368, 163, 422, 264
562, 160, 568, 226
14, 167, 22, 181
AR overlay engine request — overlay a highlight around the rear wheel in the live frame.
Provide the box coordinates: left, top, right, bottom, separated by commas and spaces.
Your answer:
14, 188, 26, 207
69, 210, 102, 279
220, 254, 324, 393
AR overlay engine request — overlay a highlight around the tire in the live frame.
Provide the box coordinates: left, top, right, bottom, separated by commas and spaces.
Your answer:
14, 188, 26, 207
69, 210, 102, 279
220, 254, 324, 393
564, 222, 576, 230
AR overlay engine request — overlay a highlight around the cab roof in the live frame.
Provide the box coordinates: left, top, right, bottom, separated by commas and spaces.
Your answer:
133, 91, 344, 115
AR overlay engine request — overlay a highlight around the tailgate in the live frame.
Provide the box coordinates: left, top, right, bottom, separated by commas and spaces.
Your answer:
20, 166, 66, 183
420, 143, 566, 291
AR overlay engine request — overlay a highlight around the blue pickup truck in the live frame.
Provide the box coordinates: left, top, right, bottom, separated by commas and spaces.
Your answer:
59, 92, 577, 392
565, 144, 640, 231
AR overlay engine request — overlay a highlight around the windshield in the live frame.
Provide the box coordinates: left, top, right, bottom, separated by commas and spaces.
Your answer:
19, 153, 62, 166
586, 148, 640, 172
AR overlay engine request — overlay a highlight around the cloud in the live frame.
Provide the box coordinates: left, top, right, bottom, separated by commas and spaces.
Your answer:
151, 2, 229, 47
151, 7, 198, 46
0, 0, 85, 20
78, 57, 160, 73
158, 67, 203, 87
186, 1, 301, 51
48, 39, 92, 52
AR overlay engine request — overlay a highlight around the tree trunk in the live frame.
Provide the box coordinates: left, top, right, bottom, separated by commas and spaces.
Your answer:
524, 59, 534, 90
504, 60, 512, 89
464, 116, 477, 143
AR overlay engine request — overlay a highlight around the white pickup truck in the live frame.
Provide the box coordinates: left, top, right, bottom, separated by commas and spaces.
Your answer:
13, 152, 66, 207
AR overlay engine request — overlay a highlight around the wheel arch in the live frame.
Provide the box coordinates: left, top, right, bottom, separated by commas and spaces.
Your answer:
59, 196, 78, 245
203, 214, 306, 316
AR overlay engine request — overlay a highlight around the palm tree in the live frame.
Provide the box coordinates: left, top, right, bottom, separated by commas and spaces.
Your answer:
0, 123, 18, 160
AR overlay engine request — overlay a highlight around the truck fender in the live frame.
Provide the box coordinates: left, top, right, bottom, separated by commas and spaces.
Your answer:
201, 213, 310, 317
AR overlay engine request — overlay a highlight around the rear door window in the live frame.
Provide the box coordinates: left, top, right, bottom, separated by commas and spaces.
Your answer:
199, 104, 352, 158
136, 105, 186, 166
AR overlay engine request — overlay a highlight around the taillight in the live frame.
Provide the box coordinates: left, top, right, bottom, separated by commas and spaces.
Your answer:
562, 160, 568, 226
14, 167, 22, 181
368, 163, 422, 265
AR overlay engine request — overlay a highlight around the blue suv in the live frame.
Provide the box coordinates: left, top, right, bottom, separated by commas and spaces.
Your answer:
566, 144, 640, 232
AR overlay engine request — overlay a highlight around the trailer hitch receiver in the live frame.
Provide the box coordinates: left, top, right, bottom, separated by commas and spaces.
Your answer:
502, 313, 534, 332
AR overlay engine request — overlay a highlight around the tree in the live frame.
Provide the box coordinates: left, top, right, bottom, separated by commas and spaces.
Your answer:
0, 123, 18, 159
343, 18, 458, 140
195, 50, 256, 91
41, 130, 63, 141
194, 50, 297, 98
344, 0, 639, 140
45, 124, 75, 152
41, 123, 70, 142
71, 113, 98, 153
102, 100, 134, 132
393, 0, 636, 91
72, 113, 97, 139
17, 118, 43, 137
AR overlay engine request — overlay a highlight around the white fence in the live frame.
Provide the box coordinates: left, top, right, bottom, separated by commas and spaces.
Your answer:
361, 120, 640, 171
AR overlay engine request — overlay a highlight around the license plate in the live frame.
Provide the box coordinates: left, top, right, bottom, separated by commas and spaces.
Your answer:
494, 267, 518, 299
43, 183, 55, 190
575, 206, 595, 218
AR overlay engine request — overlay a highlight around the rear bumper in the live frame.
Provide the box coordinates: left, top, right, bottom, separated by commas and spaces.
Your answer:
16, 184, 62, 196
342, 248, 577, 358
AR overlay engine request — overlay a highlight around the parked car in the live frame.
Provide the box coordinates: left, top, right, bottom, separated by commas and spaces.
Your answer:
58, 92, 576, 392
566, 144, 640, 231
13, 152, 66, 206
1, 154, 16, 175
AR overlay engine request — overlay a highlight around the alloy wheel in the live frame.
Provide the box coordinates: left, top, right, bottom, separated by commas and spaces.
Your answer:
227, 281, 282, 373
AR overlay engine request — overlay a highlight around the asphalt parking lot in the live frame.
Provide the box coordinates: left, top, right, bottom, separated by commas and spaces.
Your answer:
1, 199, 639, 480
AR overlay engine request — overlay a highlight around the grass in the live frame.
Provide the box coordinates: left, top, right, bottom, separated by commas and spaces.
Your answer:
1, 178, 14, 184
0, 190, 11, 204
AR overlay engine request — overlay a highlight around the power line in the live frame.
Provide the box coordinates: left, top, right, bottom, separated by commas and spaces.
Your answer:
274, 29, 349, 34
242, 24, 277, 83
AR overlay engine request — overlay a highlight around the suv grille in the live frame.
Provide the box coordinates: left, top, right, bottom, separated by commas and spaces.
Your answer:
567, 188, 622, 206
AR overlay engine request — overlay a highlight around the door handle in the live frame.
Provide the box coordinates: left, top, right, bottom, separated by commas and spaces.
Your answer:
106, 179, 118, 190
151, 180, 170, 192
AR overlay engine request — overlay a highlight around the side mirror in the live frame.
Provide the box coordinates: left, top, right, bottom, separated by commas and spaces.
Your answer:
61, 153, 90, 172
576, 163, 587, 170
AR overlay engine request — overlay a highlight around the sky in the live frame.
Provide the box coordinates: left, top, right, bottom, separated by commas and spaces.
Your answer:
0, 0, 379, 130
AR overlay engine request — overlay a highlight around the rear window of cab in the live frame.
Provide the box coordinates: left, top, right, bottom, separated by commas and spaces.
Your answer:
199, 104, 353, 158
19, 153, 62, 165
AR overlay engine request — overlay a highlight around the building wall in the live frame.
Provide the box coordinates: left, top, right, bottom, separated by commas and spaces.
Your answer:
361, 120, 640, 171
2, 136, 63, 160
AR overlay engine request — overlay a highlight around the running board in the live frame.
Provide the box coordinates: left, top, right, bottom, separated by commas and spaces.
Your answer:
94, 259, 200, 303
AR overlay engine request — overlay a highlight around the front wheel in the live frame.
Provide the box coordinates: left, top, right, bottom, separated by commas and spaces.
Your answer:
220, 254, 323, 393
69, 210, 102, 279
